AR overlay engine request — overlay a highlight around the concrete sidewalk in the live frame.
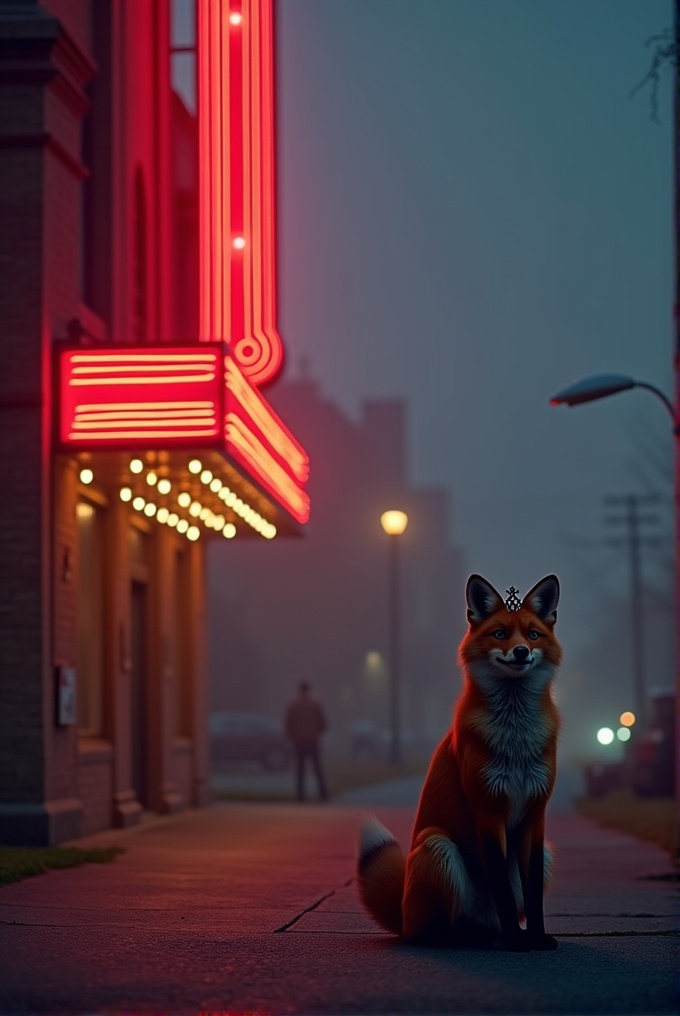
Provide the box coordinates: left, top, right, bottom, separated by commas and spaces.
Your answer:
0, 793, 676, 1015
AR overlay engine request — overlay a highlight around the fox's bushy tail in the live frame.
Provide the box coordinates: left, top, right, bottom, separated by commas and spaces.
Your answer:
356, 817, 405, 935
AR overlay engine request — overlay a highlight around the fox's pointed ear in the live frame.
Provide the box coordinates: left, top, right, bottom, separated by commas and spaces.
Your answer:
524, 575, 560, 624
466, 574, 504, 625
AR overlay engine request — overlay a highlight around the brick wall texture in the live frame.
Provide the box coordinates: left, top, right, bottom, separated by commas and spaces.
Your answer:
0, 1, 209, 843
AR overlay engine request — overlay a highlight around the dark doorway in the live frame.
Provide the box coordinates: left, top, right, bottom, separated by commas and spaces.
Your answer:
130, 580, 149, 808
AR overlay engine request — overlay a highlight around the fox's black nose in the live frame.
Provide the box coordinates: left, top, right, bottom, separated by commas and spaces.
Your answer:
513, 645, 530, 661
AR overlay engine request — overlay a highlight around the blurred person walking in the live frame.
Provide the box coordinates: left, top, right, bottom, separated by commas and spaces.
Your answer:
285, 682, 329, 801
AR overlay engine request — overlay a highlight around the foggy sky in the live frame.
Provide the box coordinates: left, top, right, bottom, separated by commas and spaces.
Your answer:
275, 0, 675, 720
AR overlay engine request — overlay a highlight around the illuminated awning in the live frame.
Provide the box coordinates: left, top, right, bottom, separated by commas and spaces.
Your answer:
58, 343, 309, 537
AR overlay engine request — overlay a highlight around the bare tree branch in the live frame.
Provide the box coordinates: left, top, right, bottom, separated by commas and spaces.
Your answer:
629, 26, 677, 124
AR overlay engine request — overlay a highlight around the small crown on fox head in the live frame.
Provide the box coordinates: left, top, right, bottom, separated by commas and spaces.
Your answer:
505, 586, 522, 611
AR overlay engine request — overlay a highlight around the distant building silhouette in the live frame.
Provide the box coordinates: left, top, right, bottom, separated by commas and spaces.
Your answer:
209, 369, 465, 753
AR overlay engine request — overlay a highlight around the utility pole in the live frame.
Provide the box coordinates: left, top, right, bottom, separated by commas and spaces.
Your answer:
603, 494, 661, 725
670, 0, 674, 841
387, 534, 402, 765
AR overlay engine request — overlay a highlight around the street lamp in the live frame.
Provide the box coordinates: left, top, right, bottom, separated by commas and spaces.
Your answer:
549, 373, 677, 726
549, 373, 677, 431
380, 509, 408, 765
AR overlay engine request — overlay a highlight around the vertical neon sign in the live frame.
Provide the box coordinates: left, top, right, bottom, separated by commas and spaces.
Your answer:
198, 0, 284, 387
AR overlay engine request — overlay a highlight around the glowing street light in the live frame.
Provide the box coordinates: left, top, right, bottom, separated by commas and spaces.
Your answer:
380, 509, 409, 764
380, 510, 408, 536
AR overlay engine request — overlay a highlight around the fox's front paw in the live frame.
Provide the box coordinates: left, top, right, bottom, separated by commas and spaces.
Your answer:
527, 932, 558, 951
502, 930, 530, 952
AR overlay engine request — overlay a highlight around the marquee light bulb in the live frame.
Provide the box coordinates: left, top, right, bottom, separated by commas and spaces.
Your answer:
79, 468, 94, 485
157, 507, 169, 524
213, 515, 225, 531
188, 459, 202, 474
132, 496, 145, 511
178, 492, 191, 508
167, 513, 179, 527
233, 236, 246, 250
176, 519, 189, 534
130, 459, 143, 474
229, 12, 242, 25
146, 472, 157, 486
157, 478, 171, 495
223, 523, 236, 539
210, 477, 223, 492
189, 501, 202, 517
200, 469, 213, 484
120, 487, 132, 502
187, 525, 200, 541
144, 502, 156, 517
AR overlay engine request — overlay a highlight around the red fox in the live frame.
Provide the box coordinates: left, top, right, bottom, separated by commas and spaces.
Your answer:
357, 574, 562, 952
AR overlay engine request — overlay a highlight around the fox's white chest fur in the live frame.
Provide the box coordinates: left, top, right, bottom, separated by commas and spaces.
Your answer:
473, 679, 554, 828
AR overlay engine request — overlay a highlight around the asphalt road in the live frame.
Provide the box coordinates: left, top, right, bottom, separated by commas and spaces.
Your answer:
0, 784, 676, 1015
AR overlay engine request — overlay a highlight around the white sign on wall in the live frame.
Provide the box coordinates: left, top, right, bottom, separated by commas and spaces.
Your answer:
56, 666, 77, 726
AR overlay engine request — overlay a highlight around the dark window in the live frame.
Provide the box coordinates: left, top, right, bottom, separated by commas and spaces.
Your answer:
171, 0, 196, 112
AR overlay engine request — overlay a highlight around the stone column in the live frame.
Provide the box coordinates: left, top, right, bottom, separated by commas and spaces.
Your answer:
0, 2, 95, 844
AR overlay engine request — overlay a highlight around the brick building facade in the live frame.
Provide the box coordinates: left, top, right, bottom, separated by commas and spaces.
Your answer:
0, 0, 309, 845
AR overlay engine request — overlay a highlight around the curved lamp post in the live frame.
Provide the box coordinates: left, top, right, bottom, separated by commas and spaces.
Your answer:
549, 373, 677, 727
380, 510, 408, 765
549, 373, 677, 431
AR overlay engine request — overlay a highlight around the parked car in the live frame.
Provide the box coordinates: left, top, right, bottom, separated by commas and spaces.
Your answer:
631, 690, 675, 798
350, 719, 379, 758
583, 690, 676, 800
209, 711, 291, 771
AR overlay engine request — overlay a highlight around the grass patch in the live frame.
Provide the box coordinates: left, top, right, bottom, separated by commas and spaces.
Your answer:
0, 845, 123, 887
575, 791, 678, 857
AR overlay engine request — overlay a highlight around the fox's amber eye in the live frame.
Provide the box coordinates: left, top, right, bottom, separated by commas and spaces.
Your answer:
493, 629, 507, 640
528, 629, 540, 640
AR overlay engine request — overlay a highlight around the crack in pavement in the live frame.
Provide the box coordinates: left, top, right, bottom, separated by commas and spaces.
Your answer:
558, 930, 677, 937
549, 912, 672, 917
273, 877, 354, 933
